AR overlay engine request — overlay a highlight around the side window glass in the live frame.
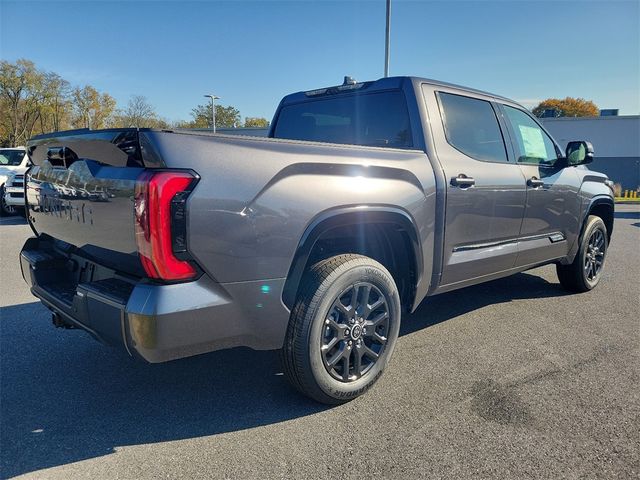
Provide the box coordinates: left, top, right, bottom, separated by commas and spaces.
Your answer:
439, 92, 508, 163
503, 106, 558, 166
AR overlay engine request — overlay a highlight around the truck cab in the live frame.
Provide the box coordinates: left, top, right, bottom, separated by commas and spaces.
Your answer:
270, 77, 613, 295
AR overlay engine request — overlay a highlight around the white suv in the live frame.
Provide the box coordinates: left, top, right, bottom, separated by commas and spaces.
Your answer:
0, 147, 29, 216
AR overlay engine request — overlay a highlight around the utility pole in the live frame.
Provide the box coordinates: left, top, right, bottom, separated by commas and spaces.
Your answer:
384, 0, 391, 78
204, 94, 220, 133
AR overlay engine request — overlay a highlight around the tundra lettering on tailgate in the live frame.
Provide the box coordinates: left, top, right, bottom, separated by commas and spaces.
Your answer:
40, 197, 93, 225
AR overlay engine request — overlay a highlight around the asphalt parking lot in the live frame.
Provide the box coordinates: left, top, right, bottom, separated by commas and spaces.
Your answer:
1, 206, 638, 479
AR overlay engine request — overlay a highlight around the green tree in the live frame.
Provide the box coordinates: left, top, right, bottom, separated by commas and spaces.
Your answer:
532, 97, 599, 118
0, 59, 46, 146
189, 103, 241, 129
244, 117, 270, 128
113, 95, 169, 128
71, 85, 117, 129
36, 72, 73, 134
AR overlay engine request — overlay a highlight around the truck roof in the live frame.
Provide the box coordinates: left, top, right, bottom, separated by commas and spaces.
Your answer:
280, 76, 517, 107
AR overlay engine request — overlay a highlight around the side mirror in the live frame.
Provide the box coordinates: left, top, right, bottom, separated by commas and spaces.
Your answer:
565, 141, 594, 166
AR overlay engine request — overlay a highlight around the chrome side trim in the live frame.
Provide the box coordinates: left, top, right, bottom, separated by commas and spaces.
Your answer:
453, 232, 565, 252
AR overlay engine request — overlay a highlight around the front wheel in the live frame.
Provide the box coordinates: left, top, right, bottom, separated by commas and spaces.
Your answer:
0, 185, 17, 217
281, 254, 401, 404
557, 215, 608, 292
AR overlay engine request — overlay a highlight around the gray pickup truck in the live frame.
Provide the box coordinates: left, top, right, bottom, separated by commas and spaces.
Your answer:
21, 76, 614, 403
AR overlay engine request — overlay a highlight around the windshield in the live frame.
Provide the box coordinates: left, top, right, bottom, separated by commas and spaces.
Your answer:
0, 150, 26, 166
272, 90, 413, 148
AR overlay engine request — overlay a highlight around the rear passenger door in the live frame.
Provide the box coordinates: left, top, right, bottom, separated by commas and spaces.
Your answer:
499, 105, 582, 266
424, 88, 527, 287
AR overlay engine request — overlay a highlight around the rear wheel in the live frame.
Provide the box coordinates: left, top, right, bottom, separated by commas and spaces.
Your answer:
281, 254, 401, 404
557, 215, 608, 292
0, 185, 17, 216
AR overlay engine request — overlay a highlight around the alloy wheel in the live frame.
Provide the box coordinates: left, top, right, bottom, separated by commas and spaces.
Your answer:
320, 282, 391, 382
584, 228, 606, 282
0, 189, 16, 215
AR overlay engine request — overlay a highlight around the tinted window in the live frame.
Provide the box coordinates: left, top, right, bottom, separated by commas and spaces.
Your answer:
272, 91, 413, 148
0, 149, 25, 166
503, 106, 558, 165
439, 92, 507, 162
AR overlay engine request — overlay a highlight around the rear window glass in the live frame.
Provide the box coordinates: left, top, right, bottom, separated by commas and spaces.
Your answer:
438, 92, 507, 162
272, 91, 413, 148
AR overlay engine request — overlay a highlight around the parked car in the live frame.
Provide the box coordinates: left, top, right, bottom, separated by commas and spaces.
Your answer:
20, 77, 614, 404
3, 172, 26, 215
0, 146, 29, 216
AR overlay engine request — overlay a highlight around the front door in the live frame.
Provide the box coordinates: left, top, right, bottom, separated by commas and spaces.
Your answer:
426, 89, 527, 287
500, 105, 582, 266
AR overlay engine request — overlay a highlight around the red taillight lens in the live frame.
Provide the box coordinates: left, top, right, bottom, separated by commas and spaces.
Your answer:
134, 171, 197, 281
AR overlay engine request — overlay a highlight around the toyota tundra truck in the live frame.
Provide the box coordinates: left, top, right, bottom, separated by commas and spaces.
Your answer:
20, 76, 614, 404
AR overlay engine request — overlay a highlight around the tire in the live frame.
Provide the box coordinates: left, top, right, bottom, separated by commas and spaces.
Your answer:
556, 215, 608, 292
281, 254, 401, 404
0, 185, 17, 217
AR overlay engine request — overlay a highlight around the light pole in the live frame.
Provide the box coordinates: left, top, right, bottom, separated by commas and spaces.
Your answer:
204, 94, 220, 133
384, 0, 391, 78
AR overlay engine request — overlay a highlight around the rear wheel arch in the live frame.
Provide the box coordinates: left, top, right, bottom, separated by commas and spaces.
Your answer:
282, 207, 422, 312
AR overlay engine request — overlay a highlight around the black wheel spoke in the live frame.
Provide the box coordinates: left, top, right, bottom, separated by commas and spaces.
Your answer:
336, 301, 352, 317
327, 345, 346, 367
341, 351, 351, 381
362, 345, 379, 361
361, 284, 371, 307
371, 331, 387, 344
322, 336, 339, 352
327, 317, 348, 336
352, 347, 363, 378
365, 298, 385, 317
368, 311, 389, 328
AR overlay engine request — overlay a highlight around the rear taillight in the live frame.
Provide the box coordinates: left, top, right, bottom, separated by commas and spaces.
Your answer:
134, 171, 198, 281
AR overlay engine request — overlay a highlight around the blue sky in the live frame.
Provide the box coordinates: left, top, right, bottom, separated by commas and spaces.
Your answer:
2, 0, 638, 122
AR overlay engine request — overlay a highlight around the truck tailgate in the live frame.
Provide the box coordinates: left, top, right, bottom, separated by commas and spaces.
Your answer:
26, 129, 146, 276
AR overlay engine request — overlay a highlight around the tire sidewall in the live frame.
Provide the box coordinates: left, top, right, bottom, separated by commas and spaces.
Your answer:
580, 216, 608, 290
307, 262, 401, 402
0, 185, 15, 216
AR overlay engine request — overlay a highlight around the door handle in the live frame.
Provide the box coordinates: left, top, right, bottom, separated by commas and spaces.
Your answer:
450, 174, 475, 188
527, 177, 544, 188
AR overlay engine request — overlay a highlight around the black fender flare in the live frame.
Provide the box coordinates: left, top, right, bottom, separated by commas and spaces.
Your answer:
282, 205, 423, 310
565, 195, 614, 264
585, 195, 615, 237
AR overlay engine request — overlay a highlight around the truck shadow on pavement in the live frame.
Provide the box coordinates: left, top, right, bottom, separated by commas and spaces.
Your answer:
0, 215, 28, 226
1, 271, 568, 478
614, 211, 640, 219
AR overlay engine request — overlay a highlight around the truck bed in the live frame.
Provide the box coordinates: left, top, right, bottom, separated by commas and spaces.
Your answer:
26, 128, 432, 281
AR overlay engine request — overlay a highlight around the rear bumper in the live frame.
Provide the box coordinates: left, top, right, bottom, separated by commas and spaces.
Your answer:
20, 238, 290, 362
